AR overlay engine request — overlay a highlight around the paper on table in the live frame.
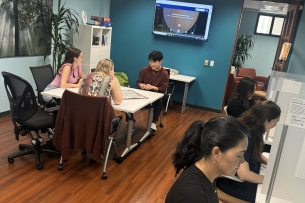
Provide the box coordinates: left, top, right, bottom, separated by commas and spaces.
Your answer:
122, 90, 148, 99
281, 79, 302, 94
295, 138, 305, 179
285, 98, 305, 129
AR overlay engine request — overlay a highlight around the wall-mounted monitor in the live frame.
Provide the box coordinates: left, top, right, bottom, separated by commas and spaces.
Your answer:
152, 0, 213, 41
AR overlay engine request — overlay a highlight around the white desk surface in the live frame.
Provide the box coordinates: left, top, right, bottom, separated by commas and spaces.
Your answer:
170, 74, 196, 83
41, 86, 164, 114
256, 153, 293, 203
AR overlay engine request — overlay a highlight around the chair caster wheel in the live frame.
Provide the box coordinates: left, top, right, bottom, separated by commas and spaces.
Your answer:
58, 164, 63, 170
163, 112, 167, 115
116, 157, 123, 164
102, 173, 108, 180
81, 149, 86, 155
160, 123, 164, 128
8, 158, 14, 164
37, 165, 43, 170
113, 154, 118, 160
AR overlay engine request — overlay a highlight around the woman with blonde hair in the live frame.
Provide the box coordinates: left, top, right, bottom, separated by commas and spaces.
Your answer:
80, 58, 122, 104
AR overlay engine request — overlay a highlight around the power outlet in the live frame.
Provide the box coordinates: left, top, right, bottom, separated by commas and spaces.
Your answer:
210, 60, 214, 67
204, 60, 209, 66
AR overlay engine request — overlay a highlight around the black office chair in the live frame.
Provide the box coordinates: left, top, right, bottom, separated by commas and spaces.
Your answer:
163, 69, 175, 115
2, 71, 61, 170
29, 64, 57, 109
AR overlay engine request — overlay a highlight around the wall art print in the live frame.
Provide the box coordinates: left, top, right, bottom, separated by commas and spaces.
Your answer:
0, 0, 52, 58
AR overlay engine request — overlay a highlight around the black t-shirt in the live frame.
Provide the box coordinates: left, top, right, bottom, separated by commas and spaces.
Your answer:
216, 134, 260, 202
166, 164, 219, 203
227, 97, 245, 118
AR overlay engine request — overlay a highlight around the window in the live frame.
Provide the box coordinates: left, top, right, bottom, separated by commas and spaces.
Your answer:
255, 14, 285, 37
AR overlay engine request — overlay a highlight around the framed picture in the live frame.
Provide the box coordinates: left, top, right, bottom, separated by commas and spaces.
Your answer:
0, 0, 53, 58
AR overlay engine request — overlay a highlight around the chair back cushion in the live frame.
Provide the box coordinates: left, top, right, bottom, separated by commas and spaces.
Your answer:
30, 65, 55, 105
54, 90, 115, 161
2, 71, 38, 121
238, 68, 256, 78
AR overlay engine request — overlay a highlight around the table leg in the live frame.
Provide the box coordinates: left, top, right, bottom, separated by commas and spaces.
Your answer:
139, 106, 154, 143
181, 82, 190, 114
120, 114, 138, 158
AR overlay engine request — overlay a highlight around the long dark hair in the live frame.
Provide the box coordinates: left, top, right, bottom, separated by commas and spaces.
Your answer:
57, 47, 81, 74
172, 116, 249, 176
239, 100, 281, 162
233, 77, 256, 110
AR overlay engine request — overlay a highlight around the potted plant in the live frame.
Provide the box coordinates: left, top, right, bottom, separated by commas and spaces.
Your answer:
37, 0, 80, 73
232, 34, 256, 74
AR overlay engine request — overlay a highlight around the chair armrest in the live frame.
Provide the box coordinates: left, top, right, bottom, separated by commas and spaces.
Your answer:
234, 76, 244, 82
237, 75, 254, 79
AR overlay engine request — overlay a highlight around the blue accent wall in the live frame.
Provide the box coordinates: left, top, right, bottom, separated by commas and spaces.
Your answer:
0, 0, 100, 113
109, 0, 243, 111
287, 3, 305, 75
239, 10, 279, 77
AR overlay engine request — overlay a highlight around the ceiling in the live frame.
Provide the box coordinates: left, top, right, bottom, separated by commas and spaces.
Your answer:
243, 0, 289, 14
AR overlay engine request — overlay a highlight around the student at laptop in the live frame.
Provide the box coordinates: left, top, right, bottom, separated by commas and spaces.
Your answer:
227, 77, 256, 118
166, 117, 249, 203
217, 101, 281, 203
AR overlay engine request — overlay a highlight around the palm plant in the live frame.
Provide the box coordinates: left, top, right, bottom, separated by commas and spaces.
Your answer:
232, 34, 256, 73
37, 0, 80, 73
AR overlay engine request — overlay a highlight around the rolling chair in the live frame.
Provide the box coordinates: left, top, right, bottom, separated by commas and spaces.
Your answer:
29, 64, 57, 109
53, 90, 122, 180
1, 71, 61, 170
163, 69, 175, 115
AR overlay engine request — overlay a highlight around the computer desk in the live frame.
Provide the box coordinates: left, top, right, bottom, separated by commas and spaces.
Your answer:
41, 86, 163, 161
169, 74, 196, 114
255, 153, 293, 203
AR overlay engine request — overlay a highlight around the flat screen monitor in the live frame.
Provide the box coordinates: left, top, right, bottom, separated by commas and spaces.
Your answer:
152, 0, 213, 41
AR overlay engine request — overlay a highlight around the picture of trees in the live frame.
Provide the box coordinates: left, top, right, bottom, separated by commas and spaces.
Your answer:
0, 0, 52, 57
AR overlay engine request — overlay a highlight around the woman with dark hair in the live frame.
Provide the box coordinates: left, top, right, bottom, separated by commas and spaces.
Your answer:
227, 77, 257, 118
217, 100, 281, 203
165, 116, 249, 203
43, 47, 85, 102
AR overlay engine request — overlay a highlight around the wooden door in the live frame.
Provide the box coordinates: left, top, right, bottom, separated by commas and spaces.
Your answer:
273, 0, 301, 71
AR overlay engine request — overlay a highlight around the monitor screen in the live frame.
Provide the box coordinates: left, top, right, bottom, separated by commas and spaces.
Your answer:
152, 0, 213, 41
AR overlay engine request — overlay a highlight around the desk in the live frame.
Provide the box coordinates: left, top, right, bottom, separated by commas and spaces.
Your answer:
169, 74, 196, 114
41, 87, 163, 161
255, 153, 293, 203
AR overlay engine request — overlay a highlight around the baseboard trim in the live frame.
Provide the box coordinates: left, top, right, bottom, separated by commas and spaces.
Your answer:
171, 101, 220, 114
0, 111, 10, 118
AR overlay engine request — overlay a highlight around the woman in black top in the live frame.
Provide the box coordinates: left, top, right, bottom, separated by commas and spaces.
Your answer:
217, 101, 281, 202
227, 77, 256, 118
166, 116, 249, 203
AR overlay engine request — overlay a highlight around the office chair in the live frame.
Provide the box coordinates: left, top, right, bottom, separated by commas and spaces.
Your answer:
29, 64, 57, 109
53, 90, 122, 180
1, 71, 61, 170
163, 69, 175, 115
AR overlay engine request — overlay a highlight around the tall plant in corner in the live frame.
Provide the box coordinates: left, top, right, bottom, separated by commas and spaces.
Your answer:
232, 34, 256, 73
37, 0, 80, 73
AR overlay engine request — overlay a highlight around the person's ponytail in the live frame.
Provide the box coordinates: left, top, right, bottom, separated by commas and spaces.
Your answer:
172, 120, 205, 176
